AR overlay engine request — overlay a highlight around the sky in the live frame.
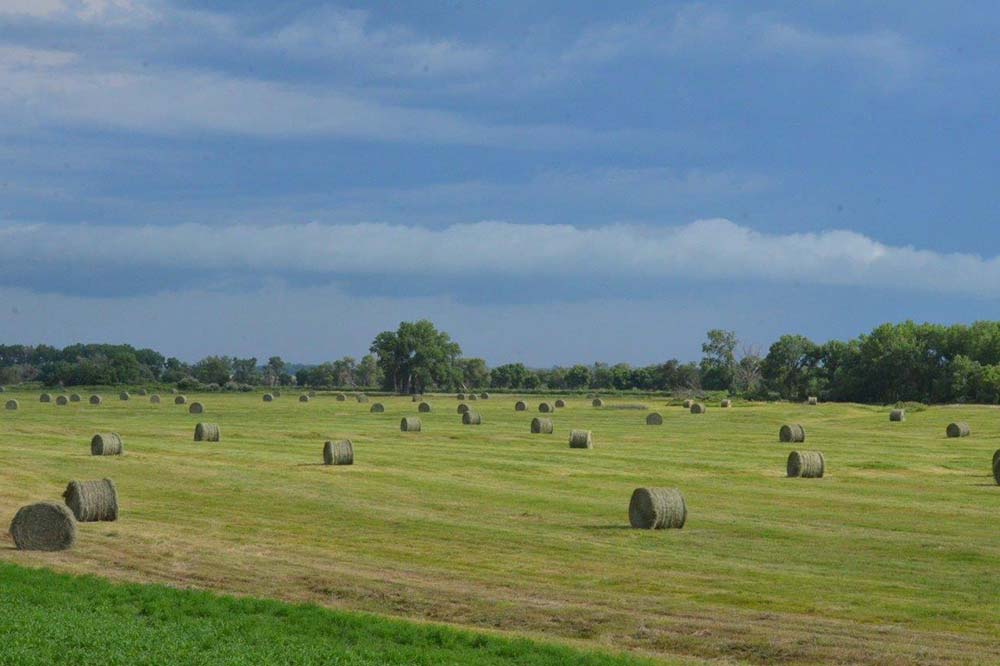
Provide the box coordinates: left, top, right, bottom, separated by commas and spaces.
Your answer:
1, 0, 999, 365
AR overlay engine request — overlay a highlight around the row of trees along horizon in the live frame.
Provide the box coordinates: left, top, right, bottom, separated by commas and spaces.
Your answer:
2, 319, 1000, 404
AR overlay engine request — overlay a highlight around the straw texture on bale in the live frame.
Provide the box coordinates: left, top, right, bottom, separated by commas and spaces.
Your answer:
779, 424, 806, 443
514, 401, 527, 411
554, 399, 565, 408
370, 403, 385, 413
194, 423, 220, 442
592, 398, 604, 407
946, 422, 970, 438
721, 399, 732, 408
175, 395, 187, 404
149, 394, 160, 403
682, 399, 693, 409
70, 393, 81, 402
356, 394, 369, 403
628, 488, 686, 529
119, 392, 130, 401
480, 392, 490, 399
418, 402, 432, 413
5, 399, 18, 410
9, 502, 77, 551
808, 396, 818, 405
91, 432, 123, 456
263, 393, 274, 402
646, 412, 663, 425
323, 439, 354, 465
336, 393, 346, 401
56, 395, 69, 405
40, 393, 51, 403
400, 417, 421, 432
890, 409, 905, 422
89, 395, 102, 405
569, 429, 593, 449
539, 402, 553, 413
787, 450, 825, 478
462, 411, 482, 425
299, 394, 310, 402
188, 402, 204, 414
457, 403, 469, 414
689, 403, 706, 414
531, 417, 553, 434
63, 478, 118, 522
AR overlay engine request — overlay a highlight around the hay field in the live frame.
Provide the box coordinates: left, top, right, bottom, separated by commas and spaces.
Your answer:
2, 392, 999, 664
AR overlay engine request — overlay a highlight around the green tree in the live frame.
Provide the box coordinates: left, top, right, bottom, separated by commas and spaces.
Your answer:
565, 365, 591, 389
231, 357, 260, 384
370, 320, 462, 393
761, 335, 818, 399
193, 356, 232, 386
356, 354, 381, 388
490, 363, 530, 389
457, 358, 490, 389
700, 329, 738, 390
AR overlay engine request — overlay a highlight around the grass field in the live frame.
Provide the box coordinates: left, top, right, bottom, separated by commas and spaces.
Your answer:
2, 391, 999, 664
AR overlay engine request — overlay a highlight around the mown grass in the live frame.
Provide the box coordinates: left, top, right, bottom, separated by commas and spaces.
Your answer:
2, 391, 999, 664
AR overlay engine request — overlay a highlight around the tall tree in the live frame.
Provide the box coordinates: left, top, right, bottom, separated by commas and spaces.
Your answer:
369, 320, 462, 393
700, 329, 738, 390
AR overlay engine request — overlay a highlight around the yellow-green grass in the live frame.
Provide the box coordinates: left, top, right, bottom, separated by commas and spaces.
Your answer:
2, 392, 999, 665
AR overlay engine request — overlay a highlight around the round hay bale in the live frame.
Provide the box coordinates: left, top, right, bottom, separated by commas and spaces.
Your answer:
9, 502, 77, 551
5, 399, 18, 410
418, 402, 431, 413
457, 403, 469, 414
646, 412, 663, 425
462, 411, 482, 425
149, 394, 160, 404
946, 422, 970, 438
779, 424, 806, 443
592, 398, 604, 407
273, 390, 282, 397
530, 417, 553, 434
457, 393, 466, 400
400, 416, 421, 432
336, 393, 346, 401
55, 395, 69, 405
554, 399, 566, 408
689, 403, 706, 414
39, 393, 51, 403
308, 390, 316, 398
89, 394, 102, 405
480, 392, 490, 400
889, 409, 905, 422
514, 400, 527, 411
787, 450, 825, 478
299, 394, 310, 403
539, 402, 554, 413
137, 388, 148, 396
174, 395, 187, 405
323, 439, 354, 465
720, 399, 732, 408
682, 399, 693, 409
70, 393, 81, 403
263, 393, 274, 402
468, 394, 478, 401
994, 452, 1000, 485
370, 403, 385, 413
62, 478, 118, 522
569, 429, 593, 449
194, 423, 220, 442
119, 392, 130, 401
90, 433, 123, 456
808, 396, 818, 405
356, 394, 369, 403
628, 488, 686, 529
188, 402, 204, 414
170, 388, 178, 394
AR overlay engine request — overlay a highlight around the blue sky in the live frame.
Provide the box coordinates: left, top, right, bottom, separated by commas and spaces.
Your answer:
1, 1, 998, 364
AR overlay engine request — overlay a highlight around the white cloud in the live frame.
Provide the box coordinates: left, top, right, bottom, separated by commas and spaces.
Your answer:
0, 0, 152, 23
0, 219, 997, 298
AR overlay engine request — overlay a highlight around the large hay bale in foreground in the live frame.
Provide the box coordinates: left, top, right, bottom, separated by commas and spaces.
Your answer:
174, 395, 187, 405
592, 398, 604, 407
400, 417, 421, 432
299, 394, 310, 403
720, 399, 732, 408
370, 403, 385, 413
91, 433, 123, 456
356, 394, 369, 403
808, 396, 818, 405
63, 478, 118, 522
779, 424, 806, 443
531, 417, 553, 434
514, 401, 527, 411
70, 393, 81, 403
538, 402, 553, 413
56, 395, 69, 405
89, 394, 102, 405
188, 402, 204, 414
323, 439, 354, 465
457, 403, 469, 414
889, 409, 905, 422
194, 423, 220, 442
150, 394, 160, 404
336, 393, 346, 401
418, 402, 432, 413
39, 393, 51, 403
462, 411, 482, 425
554, 399, 565, 408
119, 392, 130, 401
787, 451, 825, 478
682, 399, 693, 409
263, 393, 274, 402
569, 429, 593, 449
946, 422, 971, 438
628, 488, 686, 529
689, 403, 706, 414
5, 399, 18, 410
9, 502, 77, 551
646, 412, 663, 425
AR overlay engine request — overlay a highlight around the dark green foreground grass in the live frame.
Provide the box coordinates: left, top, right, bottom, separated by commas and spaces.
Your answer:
0, 563, 651, 666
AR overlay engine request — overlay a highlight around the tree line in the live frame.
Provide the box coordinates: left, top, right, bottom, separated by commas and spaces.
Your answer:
2, 319, 999, 404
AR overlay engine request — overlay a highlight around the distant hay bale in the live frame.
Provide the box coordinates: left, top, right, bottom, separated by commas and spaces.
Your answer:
194, 423, 220, 442
628, 488, 686, 529
89, 395, 102, 405
5, 399, 18, 410
462, 411, 482, 425
356, 394, 369, 403
720, 399, 732, 408
188, 402, 204, 414
994, 451, 1000, 485
539, 402, 554, 413
323, 439, 354, 465
592, 398, 604, 407
689, 403, 706, 414
418, 402, 432, 413
514, 401, 527, 411
62, 478, 118, 522
554, 399, 565, 408
569, 429, 593, 449
149, 394, 160, 404
299, 394, 310, 402
263, 393, 274, 402
889, 409, 905, 422
370, 403, 385, 413
70, 393, 81, 402
787, 450, 825, 478
137, 388, 148, 396
400, 416, 421, 432
39, 393, 51, 403
457, 393, 466, 400
174, 395, 187, 405
779, 424, 806, 443
530, 417, 553, 434
646, 412, 663, 425
808, 396, 818, 405
336, 393, 346, 401
468, 394, 478, 401
308, 390, 316, 397
682, 399, 693, 409
480, 392, 490, 399
119, 392, 130, 401
170, 388, 178, 394
457, 403, 469, 414
90, 433, 123, 456
946, 422, 970, 438
9, 502, 77, 551
56, 395, 69, 405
